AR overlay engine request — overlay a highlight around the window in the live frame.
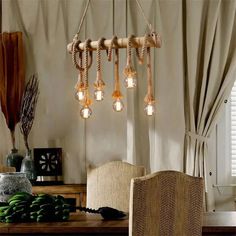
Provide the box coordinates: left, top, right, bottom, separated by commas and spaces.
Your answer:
216, 81, 236, 184
230, 81, 236, 176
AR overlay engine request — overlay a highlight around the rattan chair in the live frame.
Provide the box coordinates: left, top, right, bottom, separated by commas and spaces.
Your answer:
0, 165, 15, 173
86, 161, 145, 212
129, 170, 204, 236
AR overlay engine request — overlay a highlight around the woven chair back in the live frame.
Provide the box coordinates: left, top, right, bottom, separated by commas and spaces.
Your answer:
87, 161, 145, 212
129, 170, 204, 236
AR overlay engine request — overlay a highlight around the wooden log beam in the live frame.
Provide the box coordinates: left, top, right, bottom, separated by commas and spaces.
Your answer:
67, 36, 161, 53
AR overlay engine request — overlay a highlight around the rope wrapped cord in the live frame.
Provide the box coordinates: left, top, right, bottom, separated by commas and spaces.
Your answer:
107, 36, 118, 62
136, 34, 148, 64
94, 38, 106, 88
72, 40, 93, 71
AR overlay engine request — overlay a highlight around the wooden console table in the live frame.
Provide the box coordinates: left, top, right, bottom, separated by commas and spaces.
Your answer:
32, 184, 87, 207
0, 212, 235, 235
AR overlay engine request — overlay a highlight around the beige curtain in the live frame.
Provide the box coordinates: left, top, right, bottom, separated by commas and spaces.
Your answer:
183, 0, 236, 211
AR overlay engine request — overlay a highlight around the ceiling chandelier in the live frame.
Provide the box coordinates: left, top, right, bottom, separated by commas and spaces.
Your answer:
67, 0, 161, 119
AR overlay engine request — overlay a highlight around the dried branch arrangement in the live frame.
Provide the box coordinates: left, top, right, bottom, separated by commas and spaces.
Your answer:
0, 32, 25, 149
20, 74, 39, 153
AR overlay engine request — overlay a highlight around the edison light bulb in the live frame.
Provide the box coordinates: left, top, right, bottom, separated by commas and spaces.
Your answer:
113, 98, 124, 112
144, 103, 155, 116
75, 90, 85, 101
124, 76, 137, 88
94, 89, 104, 101
80, 106, 92, 119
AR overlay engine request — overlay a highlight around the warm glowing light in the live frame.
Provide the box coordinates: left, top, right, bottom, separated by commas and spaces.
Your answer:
75, 90, 85, 101
113, 98, 124, 112
94, 89, 104, 101
80, 106, 92, 119
124, 76, 137, 88
144, 103, 155, 116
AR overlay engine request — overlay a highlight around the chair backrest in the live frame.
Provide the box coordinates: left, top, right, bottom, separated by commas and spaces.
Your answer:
86, 161, 145, 212
0, 165, 15, 173
129, 170, 204, 236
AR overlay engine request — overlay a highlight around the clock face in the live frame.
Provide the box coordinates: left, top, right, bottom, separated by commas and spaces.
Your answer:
33, 148, 62, 176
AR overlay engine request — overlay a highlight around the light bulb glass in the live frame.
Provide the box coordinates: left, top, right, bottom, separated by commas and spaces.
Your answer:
113, 98, 124, 112
144, 103, 155, 116
80, 106, 92, 119
94, 89, 104, 101
75, 90, 85, 101
124, 76, 137, 88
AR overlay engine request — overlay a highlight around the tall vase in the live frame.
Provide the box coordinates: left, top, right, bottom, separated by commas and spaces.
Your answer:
20, 150, 37, 185
6, 149, 24, 172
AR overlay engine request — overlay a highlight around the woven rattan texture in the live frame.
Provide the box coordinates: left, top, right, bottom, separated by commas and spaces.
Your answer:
129, 171, 204, 236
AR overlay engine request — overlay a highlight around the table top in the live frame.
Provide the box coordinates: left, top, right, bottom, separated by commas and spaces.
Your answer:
0, 211, 236, 235
202, 211, 236, 234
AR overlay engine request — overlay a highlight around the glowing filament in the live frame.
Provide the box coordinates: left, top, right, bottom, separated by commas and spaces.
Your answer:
80, 106, 92, 119
94, 88, 104, 101
113, 98, 124, 112
144, 103, 155, 116
76, 90, 85, 101
125, 76, 137, 88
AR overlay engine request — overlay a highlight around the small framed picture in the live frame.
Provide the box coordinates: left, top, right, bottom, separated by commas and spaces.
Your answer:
33, 148, 62, 177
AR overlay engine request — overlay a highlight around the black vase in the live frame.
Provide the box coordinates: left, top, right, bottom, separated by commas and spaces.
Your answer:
6, 149, 24, 172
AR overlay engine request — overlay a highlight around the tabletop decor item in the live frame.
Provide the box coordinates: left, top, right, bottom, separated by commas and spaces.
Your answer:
67, 0, 161, 119
19, 74, 39, 183
6, 149, 24, 172
0, 172, 32, 202
77, 206, 126, 220
0, 192, 70, 223
33, 148, 63, 185
0, 32, 25, 170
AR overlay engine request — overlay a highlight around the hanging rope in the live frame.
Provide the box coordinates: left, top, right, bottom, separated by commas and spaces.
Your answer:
144, 47, 154, 103
107, 36, 118, 62
94, 38, 106, 88
74, 51, 84, 90
123, 35, 137, 79
112, 48, 123, 99
72, 40, 93, 71
135, 33, 148, 64
84, 39, 92, 89
96, 38, 105, 73
73, 0, 90, 42
135, 0, 154, 33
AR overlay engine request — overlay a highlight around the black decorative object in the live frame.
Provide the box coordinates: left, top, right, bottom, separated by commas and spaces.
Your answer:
33, 148, 63, 185
77, 206, 127, 220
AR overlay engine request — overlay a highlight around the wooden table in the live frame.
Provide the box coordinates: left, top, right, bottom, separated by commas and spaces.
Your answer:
203, 212, 236, 235
0, 212, 235, 235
